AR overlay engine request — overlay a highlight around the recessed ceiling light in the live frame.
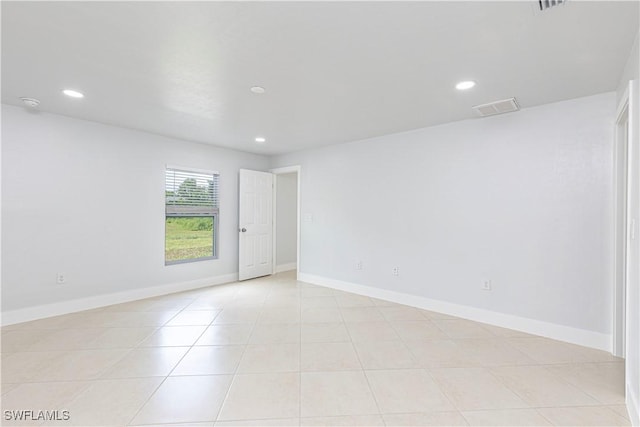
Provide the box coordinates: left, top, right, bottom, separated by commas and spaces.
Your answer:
255, 137, 266, 143
455, 80, 476, 90
62, 89, 84, 98
250, 86, 265, 94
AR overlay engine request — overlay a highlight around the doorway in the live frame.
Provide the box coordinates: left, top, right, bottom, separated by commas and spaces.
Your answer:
613, 90, 630, 358
271, 166, 301, 279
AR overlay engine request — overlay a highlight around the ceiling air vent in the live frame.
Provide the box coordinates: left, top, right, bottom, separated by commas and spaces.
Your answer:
472, 98, 520, 117
539, 0, 565, 11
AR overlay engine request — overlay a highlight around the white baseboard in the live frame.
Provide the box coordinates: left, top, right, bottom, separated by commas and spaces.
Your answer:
1, 273, 238, 326
275, 262, 297, 273
628, 384, 639, 427
298, 273, 611, 352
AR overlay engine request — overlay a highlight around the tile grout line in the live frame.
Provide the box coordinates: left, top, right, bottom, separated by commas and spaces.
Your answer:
342, 307, 384, 420
212, 281, 267, 424
126, 288, 238, 426
421, 364, 463, 420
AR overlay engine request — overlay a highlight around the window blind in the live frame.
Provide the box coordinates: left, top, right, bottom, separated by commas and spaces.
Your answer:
165, 168, 219, 216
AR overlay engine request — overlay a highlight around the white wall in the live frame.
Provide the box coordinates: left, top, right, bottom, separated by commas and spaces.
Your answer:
272, 92, 616, 340
617, 30, 640, 427
276, 173, 297, 269
618, 32, 639, 103
1, 105, 269, 316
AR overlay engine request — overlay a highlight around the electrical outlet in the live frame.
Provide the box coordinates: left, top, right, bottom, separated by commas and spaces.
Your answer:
392, 267, 399, 276
482, 279, 492, 291
56, 273, 66, 284
356, 261, 363, 270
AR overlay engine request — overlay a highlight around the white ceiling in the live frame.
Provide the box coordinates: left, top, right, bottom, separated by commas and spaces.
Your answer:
2, 1, 638, 155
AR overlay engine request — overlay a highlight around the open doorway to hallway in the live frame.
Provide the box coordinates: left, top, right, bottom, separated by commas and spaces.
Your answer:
272, 167, 300, 278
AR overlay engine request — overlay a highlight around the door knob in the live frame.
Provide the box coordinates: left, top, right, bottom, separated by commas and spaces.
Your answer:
240, 228, 247, 232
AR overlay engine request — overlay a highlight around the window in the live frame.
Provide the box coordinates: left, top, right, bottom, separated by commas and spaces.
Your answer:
165, 167, 219, 264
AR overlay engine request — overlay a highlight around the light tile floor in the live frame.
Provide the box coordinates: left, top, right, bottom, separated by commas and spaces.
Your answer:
0, 272, 629, 426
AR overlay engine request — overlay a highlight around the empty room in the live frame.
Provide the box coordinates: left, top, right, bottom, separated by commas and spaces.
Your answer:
1, 1, 639, 426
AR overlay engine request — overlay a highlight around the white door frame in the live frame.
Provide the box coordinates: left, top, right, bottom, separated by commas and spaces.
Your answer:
270, 165, 301, 280
613, 85, 631, 358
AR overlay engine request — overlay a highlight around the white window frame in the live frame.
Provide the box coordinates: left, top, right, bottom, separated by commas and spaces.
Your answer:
165, 165, 220, 265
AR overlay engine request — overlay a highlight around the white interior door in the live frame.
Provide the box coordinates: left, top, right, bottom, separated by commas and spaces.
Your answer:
239, 169, 273, 281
